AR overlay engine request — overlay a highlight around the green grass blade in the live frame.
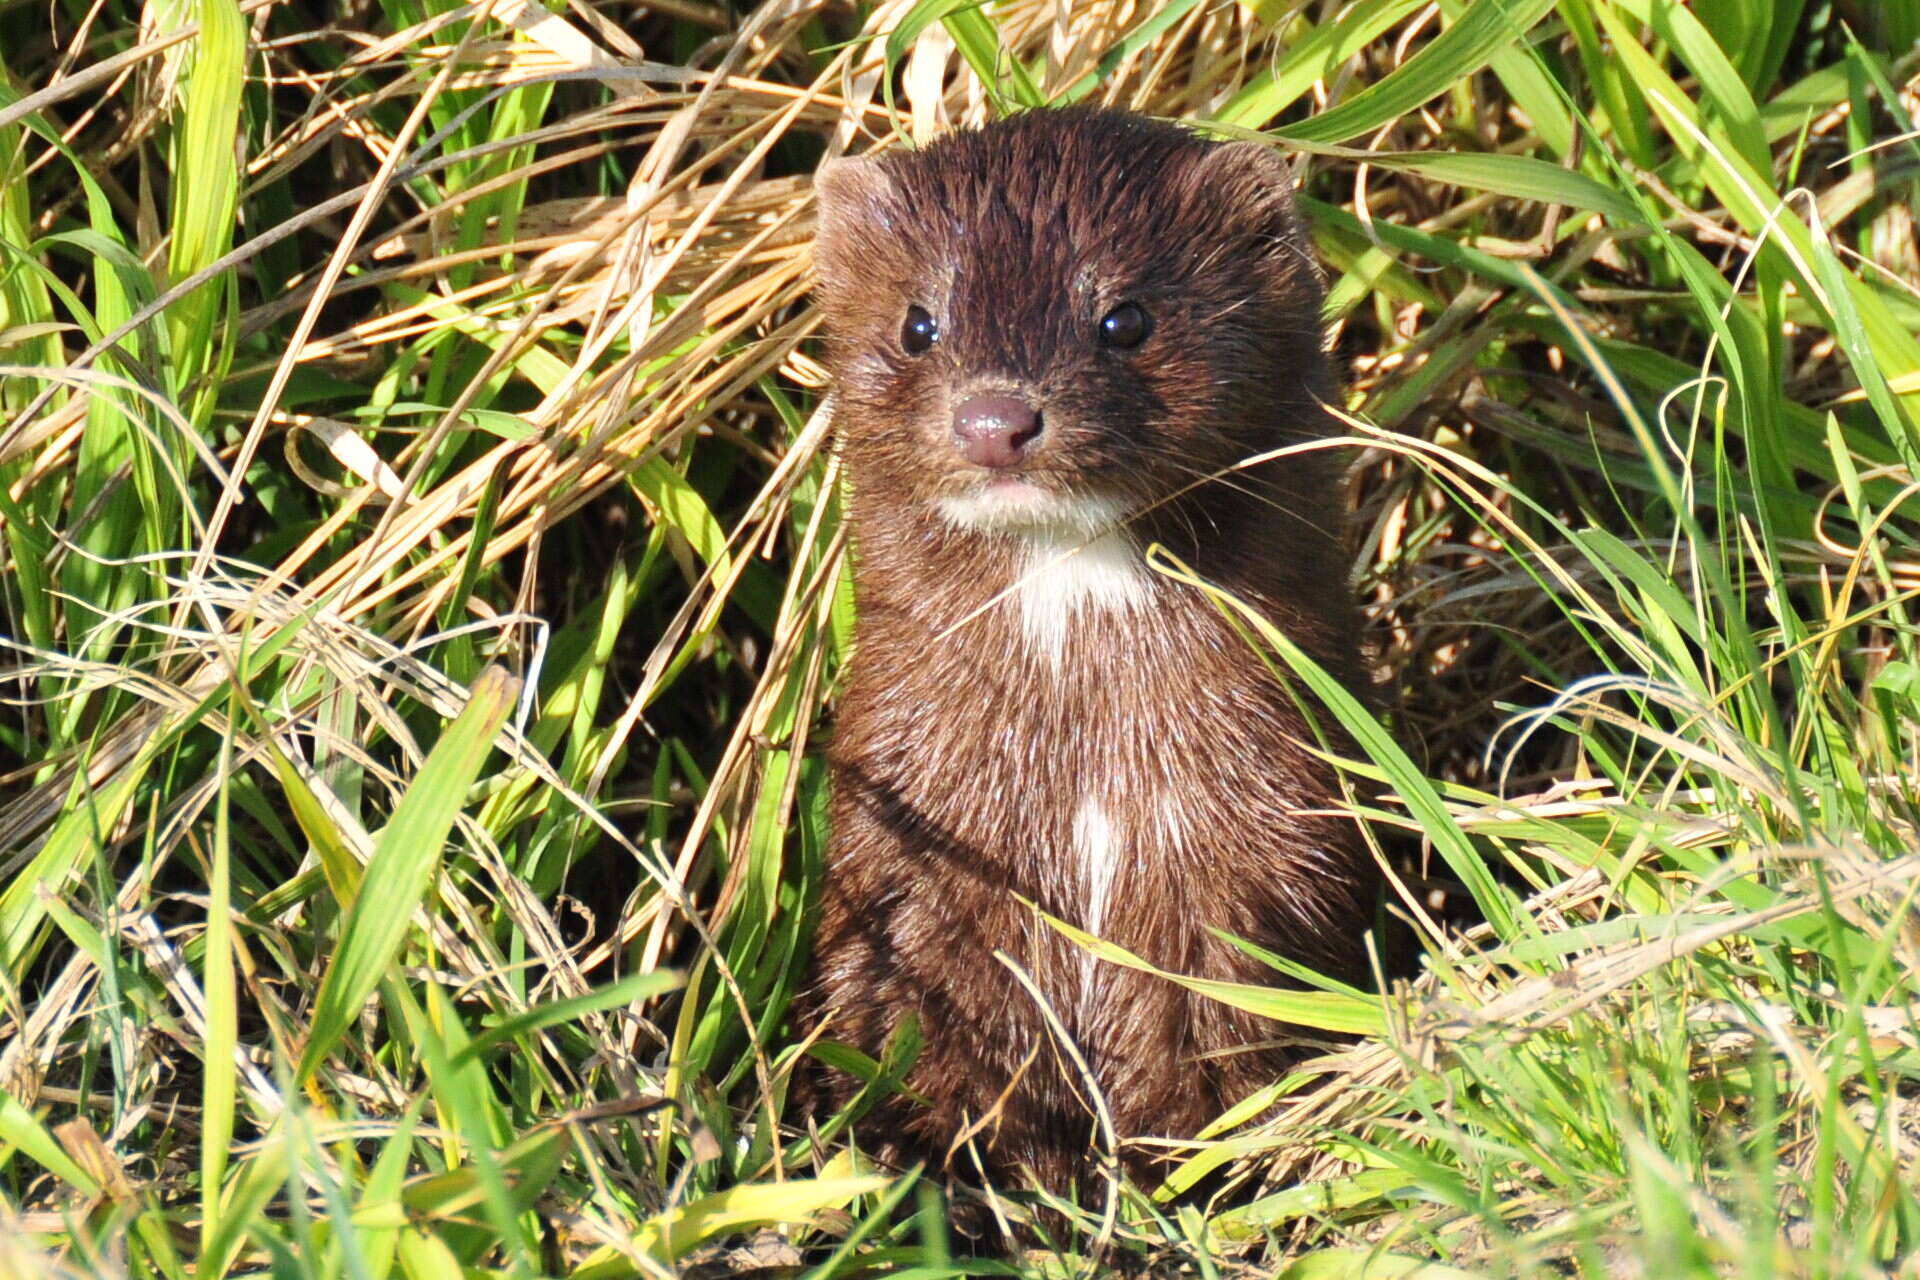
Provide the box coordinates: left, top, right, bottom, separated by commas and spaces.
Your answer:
1277, 0, 1557, 144
0, 1092, 103, 1198
295, 666, 519, 1083
1150, 548, 1523, 941
199, 708, 240, 1257
165, 0, 246, 406
1217, 0, 1425, 128
451, 969, 684, 1066
1038, 908, 1386, 1036
621, 1176, 892, 1269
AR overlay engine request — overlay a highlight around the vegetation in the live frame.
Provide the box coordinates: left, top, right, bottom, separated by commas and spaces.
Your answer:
1, 0, 1917, 1274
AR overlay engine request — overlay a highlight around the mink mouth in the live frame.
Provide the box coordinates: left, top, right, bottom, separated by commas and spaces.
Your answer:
932, 475, 1133, 539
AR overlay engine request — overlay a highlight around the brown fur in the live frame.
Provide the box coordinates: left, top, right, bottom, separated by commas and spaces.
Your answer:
801, 108, 1379, 1200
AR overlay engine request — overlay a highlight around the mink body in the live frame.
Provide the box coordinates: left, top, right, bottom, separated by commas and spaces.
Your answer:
804, 109, 1379, 1198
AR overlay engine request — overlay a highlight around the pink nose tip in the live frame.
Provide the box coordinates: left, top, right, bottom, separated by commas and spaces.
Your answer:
952, 394, 1042, 469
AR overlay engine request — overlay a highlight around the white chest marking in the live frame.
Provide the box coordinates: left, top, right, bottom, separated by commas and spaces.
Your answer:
933, 490, 1153, 662
1074, 799, 1120, 997
1074, 800, 1119, 937
1014, 530, 1152, 662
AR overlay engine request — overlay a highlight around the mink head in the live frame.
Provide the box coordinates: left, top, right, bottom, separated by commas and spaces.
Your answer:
812, 108, 1332, 540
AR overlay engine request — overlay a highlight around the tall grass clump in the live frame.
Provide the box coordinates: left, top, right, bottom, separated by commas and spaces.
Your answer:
0, 0, 1915, 1275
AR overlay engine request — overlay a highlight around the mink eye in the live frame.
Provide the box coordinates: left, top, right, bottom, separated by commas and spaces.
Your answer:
901, 305, 939, 355
1098, 302, 1151, 349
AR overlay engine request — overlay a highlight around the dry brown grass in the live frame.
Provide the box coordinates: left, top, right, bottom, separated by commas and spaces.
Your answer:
2, 0, 1918, 1272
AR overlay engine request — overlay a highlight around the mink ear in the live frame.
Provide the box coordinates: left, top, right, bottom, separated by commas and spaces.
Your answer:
1189, 139, 1312, 263
813, 153, 902, 288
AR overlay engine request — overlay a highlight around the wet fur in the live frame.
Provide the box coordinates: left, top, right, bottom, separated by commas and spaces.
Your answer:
802, 109, 1379, 1200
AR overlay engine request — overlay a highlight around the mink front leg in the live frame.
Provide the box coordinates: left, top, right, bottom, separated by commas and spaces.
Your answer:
801, 759, 1108, 1198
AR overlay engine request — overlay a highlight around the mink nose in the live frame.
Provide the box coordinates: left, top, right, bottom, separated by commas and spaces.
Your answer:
951, 394, 1042, 469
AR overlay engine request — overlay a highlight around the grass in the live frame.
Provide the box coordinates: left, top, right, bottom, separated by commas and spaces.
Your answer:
0, 0, 1917, 1275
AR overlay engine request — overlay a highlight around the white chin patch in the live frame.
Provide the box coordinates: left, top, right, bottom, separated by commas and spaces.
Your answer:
935, 482, 1125, 538
935, 485, 1153, 660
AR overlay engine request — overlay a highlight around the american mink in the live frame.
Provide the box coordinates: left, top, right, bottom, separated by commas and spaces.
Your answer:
803, 108, 1380, 1201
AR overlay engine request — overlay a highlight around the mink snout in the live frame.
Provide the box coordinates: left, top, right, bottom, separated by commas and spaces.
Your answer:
951, 392, 1042, 468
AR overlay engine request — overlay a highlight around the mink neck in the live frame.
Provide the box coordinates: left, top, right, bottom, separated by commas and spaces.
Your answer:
852, 463, 1344, 620
1125, 469, 1330, 587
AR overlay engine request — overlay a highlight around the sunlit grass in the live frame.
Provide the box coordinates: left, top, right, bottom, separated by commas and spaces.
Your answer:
0, 0, 1916, 1275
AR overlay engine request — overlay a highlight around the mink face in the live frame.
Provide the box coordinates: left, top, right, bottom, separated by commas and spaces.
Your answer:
812, 109, 1333, 546
802, 108, 1378, 1214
